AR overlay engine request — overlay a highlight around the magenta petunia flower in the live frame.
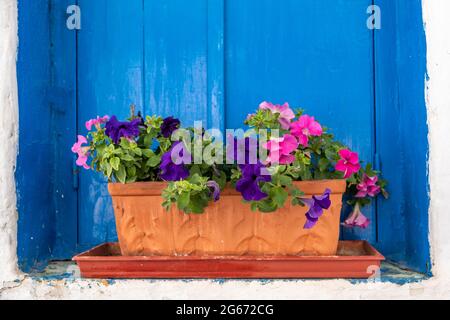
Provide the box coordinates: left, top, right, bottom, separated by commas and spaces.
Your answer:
302, 189, 332, 229
263, 134, 299, 165
85, 115, 109, 131
259, 101, 296, 130
71, 135, 90, 170
343, 204, 370, 229
335, 149, 361, 179
356, 174, 381, 198
290, 115, 323, 147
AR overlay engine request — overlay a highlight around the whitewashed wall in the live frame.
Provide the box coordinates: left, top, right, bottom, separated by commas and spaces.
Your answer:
423, 0, 450, 280
1, 0, 450, 299
0, 0, 20, 285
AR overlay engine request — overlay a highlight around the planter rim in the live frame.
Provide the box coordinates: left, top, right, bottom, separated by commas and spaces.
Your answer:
108, 179, 347, 196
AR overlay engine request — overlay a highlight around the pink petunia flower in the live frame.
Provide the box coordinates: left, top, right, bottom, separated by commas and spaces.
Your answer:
263, 134, 299, 165
259, 102, 296, 130
290, 115, 323, 147
71, 135, 87, 154
76, 153, 90, 170
86, 115, 109, 131
71, 135, 90, 170
343, 204, 370, 229
335, 149, 361, 179
356, 174, 381, 198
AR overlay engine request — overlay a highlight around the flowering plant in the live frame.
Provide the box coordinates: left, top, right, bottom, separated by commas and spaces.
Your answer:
73, 103, 388, 229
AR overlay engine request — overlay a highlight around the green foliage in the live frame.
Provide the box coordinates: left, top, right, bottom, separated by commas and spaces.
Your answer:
88, 115, 165, 184
245, 109, 282, 131
162, 174, 214, 214
79, 103, 388, 216
247, 166, 306, 213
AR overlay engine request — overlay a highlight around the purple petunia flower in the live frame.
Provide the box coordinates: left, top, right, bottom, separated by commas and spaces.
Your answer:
302, 189, 332, 229
161, 117, 181, 138
160, 142, 190, 181
236, 162, 272, 201
105, 116, 141, 144
206, 181, 221, 202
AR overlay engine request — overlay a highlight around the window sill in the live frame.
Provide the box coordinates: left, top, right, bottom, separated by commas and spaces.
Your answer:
28, 261, 427, 284
0, 262, 436, 300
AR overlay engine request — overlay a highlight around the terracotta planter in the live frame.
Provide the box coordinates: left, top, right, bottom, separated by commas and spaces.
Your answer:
108, 180, 347, 257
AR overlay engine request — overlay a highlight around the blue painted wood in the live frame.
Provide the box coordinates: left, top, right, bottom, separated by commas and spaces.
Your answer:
49, 0, 78, 259
374, 0, 431, 274
17, 0, 54, 272
143, 0, 209, 127
76, 0, 145, 248
225, 0, 376, 242
17, 0, 431, 273
77, 0, 379, 249
207, 0, 225, 131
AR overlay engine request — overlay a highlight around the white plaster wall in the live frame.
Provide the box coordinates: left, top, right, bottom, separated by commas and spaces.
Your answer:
1, 0, 450, 299
423, 0, 450, 280
0, 0, 20, 285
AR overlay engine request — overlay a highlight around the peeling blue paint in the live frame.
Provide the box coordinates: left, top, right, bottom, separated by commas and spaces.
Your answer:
374, 0, 431, 275
16, 0, 54, 273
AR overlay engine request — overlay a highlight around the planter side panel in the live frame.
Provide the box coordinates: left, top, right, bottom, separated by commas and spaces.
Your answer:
111, 192, 343, 257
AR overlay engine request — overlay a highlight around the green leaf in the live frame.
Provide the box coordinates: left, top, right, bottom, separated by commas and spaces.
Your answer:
189, 173, 203, 185
133, 148, 143, 156
257, 200, 278, 213
325, 148, 337, 161
110, 157, 120, 171
188, 193, 209, 214
189, 165, 202, 177
146, 154, 161, 168
120, 154, 134, 162
318, 158, 330, 172
126, 176, 137, 183
116, 166, 127, 184
162, 201, 172, 211
213, 171, 227, 190
177, 192, 191, 210
270, 186, 289, 208
142, 149, 154, 158
278, 175, 293, 187
106, 162, 113, 178
290, 187, 304, 198
127, 166, 137, 177
144, 135, 153, 148
300, 169, 313, 181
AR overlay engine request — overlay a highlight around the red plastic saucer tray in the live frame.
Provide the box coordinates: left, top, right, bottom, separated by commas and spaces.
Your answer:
73, 241, 384, 279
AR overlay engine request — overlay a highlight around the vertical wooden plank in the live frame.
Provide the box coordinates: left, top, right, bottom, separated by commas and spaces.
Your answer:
225, 0, 376, 242
396, 0, 430, 274
17, 0, 54, 271
207, 0, 225, 130
373, 0, 406, 263
77, 0, 144, 249
49, 0, 78, 259
143, 0, 208, 127
374, 0, 431, 273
